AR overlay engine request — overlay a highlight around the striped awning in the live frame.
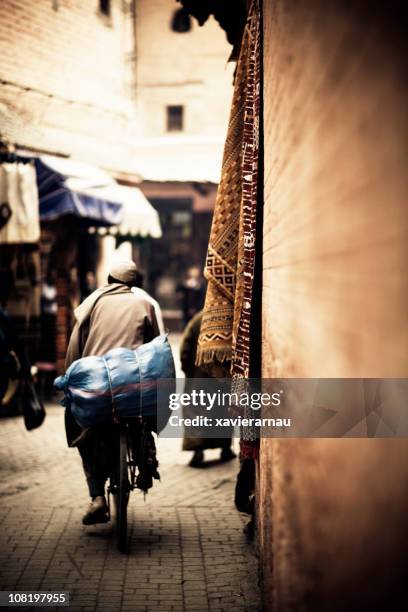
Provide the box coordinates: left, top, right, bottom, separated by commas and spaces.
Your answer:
90, 184, 162, 239
35, 155, 123, 226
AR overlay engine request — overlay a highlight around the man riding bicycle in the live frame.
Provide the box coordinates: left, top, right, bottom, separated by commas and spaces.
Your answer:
65, 259, 160, 525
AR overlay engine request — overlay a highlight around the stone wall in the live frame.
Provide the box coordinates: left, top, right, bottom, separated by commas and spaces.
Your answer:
260, 1, 408, 610
0, 0, 137, 176
135, 0, 233, 139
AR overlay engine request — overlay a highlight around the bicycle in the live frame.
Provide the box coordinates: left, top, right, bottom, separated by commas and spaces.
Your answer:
107, 420, 137, 552
106, 417, 158, 552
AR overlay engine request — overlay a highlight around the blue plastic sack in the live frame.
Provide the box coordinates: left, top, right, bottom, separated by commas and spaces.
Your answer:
54, 334, 175, 429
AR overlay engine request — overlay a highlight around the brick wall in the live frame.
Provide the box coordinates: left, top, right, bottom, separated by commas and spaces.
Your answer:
0, 0, 137, 176
135, 0, 233, 139
0, 0, 233, 179
260, 1, 408, 610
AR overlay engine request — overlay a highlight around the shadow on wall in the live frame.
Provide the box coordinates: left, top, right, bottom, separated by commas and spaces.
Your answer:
259, 0, 408, 610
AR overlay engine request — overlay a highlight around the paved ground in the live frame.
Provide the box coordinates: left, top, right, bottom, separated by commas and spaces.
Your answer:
0, 338, 261, 612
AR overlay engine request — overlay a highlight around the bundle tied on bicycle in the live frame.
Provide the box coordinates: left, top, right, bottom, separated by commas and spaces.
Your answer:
54, 334, 175, 431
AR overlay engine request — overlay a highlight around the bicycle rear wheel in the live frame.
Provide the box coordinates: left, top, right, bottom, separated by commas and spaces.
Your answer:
116, 424, 130, 552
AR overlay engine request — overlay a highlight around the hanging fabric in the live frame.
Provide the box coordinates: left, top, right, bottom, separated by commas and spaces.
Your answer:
196, 0, 261, 378
0, 162, 40, 244
195, 0, 261, 468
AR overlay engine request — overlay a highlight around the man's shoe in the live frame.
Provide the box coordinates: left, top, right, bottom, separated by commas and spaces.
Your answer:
82, 496, 109, 525
220, 447, 237, 462
189, 450, 204, 467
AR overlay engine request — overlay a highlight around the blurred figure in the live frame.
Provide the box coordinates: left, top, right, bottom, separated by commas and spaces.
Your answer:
0, 306, 20, 404
177, 265, 205, 326
83, 271, 97, 298
132, 269, 165, 334
37, 269, 58, 399
39, 270, 57, 360
180, 310, 236, 467
0, 306, 43, 431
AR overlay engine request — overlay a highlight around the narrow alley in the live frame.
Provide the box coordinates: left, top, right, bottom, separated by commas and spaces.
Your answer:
1, 1, 408, 611
0, 364, 260, 611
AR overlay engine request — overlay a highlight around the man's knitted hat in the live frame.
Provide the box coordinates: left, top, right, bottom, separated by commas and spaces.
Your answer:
108, 259, 138, 285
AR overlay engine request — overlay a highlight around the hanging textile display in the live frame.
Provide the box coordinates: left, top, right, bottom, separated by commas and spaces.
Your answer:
195, 0, 261, 471
0, 162, 40, 244
196, 0, 261, 379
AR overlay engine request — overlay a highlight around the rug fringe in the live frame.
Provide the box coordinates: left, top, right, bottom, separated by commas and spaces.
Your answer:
195, 347, 232, 367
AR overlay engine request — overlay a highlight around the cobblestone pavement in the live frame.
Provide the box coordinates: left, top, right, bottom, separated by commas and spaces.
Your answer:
0, 340, 261, 612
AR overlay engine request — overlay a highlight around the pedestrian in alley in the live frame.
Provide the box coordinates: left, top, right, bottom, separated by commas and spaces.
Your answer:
180, 309, 236, 467
0, 306, 19, 404
64, 259, 160, 525
131, 268, 165, 334
176, 266, 206, 327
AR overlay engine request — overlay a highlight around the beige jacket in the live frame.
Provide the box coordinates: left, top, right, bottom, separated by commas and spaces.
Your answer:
65, 283, 159, 369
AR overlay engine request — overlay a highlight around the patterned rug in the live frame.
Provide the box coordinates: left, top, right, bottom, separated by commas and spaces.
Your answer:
196, 0, 261, 382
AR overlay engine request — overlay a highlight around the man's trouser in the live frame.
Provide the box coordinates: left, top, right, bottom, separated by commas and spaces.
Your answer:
77, 424, 119, 498
76, 418, 158, 498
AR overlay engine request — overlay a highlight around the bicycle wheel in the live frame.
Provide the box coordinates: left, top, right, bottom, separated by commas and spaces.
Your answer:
116, 424, 130, 552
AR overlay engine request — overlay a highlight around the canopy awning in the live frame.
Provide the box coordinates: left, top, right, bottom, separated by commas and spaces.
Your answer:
35, 155, 123, 226
90, 185, 162, 239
